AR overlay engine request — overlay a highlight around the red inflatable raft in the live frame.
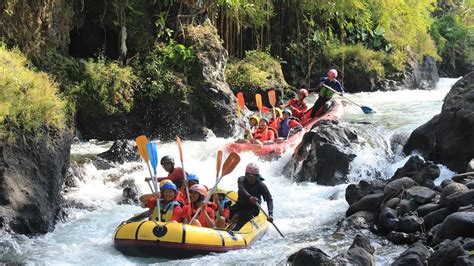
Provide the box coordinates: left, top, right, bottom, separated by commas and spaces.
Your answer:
223, 100, 344, 157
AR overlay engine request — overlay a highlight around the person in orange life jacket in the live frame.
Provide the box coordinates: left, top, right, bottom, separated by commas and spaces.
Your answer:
309, 69, 344, 118
236, 115, 260, 143
181, 184, 216, 227
278, 108, 302, 139
152, 155, 186, 189
179, 173, 199, 205
229, 163, 273, 231
285, 88, 308, 119
212, 189, 232, 229
139, 180, 183, 222
251, 118, 276, 145
268, 107, 283, 133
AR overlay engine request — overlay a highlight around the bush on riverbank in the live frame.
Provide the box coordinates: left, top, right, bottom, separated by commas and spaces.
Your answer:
226, 50, 289, 93
0, 44, 67, 136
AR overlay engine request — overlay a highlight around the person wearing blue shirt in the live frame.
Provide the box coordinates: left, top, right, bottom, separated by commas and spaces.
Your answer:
309, 69, 345, 117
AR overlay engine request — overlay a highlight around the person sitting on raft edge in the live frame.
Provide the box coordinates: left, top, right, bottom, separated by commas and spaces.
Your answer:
285, 88, 309, 120
251, 118, 276, 145
278, 108, 302, 139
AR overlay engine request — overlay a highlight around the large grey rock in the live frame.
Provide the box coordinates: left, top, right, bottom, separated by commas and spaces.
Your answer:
423, 207, 453, 230
383, 177, 417, 202
391, 241, 431, 266
378, 207, 399, 234
398, 215, 423, 234
429, 239, 468, 266
417, 203, 442, 217
0, 127, 73, 235
97, 139, 140, 164
334, 234, 375, 266
390, 156, 440, 188
288, 246, 335, 266
288, 120, 358, 186
346, 193, 384, 217
467, 159, 474, 172
339, 211, 376, 230
403, 115, 439, 160
404, 73, 474, 172
433, 212, 474, 244
406, 186, 437, 205
440, 183, 469, 207
444, 190, 474, 211
345, 180, 386, 206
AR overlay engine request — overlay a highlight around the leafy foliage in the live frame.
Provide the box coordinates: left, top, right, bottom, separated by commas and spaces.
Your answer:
0, 44, 67, 135
71, 56, 138, 115
226, 50, 288, 93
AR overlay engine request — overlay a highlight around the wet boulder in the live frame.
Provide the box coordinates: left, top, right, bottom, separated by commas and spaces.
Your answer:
433, 212, 474, 244
346, 193, 384, 217
429, 239, 469, 266
406, 186, 437, 205
378, 207, 399, 234
339, 211, 376, 231
423, 207, 453, 230
392, 241, 432, 266
345, 180, 386, 206
467, 159, 474, 172
288, 120, 358, 186
439, 183, 469, 207
398, 215, 423, 234
288, 246, 335, 266
338, 234, 375, 266
417, 203, 441, 217
404, 73, 474, 172
119, 179, 140, 205
383, 177, 416, 202
390, 156, 440, 188
98, 139, 140, 164
386, 231, 420, 245
444, 190, 474, 211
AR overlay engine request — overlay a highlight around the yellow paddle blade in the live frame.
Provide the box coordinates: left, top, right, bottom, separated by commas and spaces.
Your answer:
236, 92, 246, 109
176, 135, 184, 162
216, 150, 223, 179
221, 152, 240, 177
135, 135, 149, 162
237, 103, 241, 119
268, 90, 276, 107
255, 93, 263, 111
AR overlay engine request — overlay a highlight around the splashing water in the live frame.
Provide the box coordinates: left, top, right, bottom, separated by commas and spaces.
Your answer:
0, 78, 461, 265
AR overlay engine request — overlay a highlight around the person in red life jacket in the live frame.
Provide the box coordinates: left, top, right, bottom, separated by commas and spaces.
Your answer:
181, 184, 216, 228
251, 118, 276, 145
139, 180, 183, 222
154, 155, 186, 189
285, 88, 309, 119
268, 107, 283, 133
309, 69, 344, 118
229, 163, 273, 231
179, 173, 200, 205
278, 108, 302, 139
212, 188, 232, 229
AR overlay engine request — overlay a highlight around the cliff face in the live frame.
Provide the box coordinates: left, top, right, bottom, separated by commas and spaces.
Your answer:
404, 72, 474, 172
0, 127, 73, 235
0, 0, 73, 55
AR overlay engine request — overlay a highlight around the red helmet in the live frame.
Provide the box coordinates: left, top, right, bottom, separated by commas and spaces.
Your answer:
245, 163, 259, 175
328, 69, 338, 78
189, 184, 208, 197
298, 89, 309, 97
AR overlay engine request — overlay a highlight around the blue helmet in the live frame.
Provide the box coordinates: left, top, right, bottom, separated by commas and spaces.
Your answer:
187, 173, 199, 183
283, 108, 292, 117
161, 182, 177, 193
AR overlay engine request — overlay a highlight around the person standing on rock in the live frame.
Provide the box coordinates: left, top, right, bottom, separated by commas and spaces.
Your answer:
229, 163, 274, 230
309, 69, 345, 118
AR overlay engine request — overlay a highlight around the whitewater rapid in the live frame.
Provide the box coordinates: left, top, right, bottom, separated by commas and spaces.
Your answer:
0, 78, 461, 265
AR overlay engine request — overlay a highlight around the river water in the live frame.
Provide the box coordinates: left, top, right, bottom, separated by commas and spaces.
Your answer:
0, 78, 461, 265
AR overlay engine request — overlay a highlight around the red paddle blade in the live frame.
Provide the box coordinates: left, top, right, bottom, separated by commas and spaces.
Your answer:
237, 92, 246, 109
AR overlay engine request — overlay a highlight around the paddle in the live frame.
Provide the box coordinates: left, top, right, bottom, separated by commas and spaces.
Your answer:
189, 152, 240, 224
216, 150, 223, 183
268, 90, 276, 122
176, 136, 191, 204
236, 92, 246, 110
146, 141, 162, 222
255, 202, 285, 238
255, 93, 263, 118
322, 84, 375, 114
135, 135, 154, 193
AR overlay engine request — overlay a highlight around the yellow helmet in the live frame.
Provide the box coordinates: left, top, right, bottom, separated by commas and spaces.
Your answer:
274, 107, 282, 117
159, 179, 173, 189
213, 187, 227, 195
249, 115, 260, 124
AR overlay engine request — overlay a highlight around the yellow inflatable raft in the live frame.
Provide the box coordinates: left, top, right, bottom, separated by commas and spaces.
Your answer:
113, 191, 269, 258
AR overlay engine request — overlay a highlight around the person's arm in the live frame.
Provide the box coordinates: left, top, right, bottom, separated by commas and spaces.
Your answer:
170, 205, 183, 222
200, 204, 216, 228
260, 182, 274, 217
238, 177, 252, 200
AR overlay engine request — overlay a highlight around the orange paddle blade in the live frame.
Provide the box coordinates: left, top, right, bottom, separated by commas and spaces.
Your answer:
236, 92, 246, 109
255, 94, 263, 111
135, 135, 149, 162
176, 135, 184, 162
237, 103, 241, 119
216, 150, 223, 178
221, 152, 240, 177
268, 90, 276, 107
